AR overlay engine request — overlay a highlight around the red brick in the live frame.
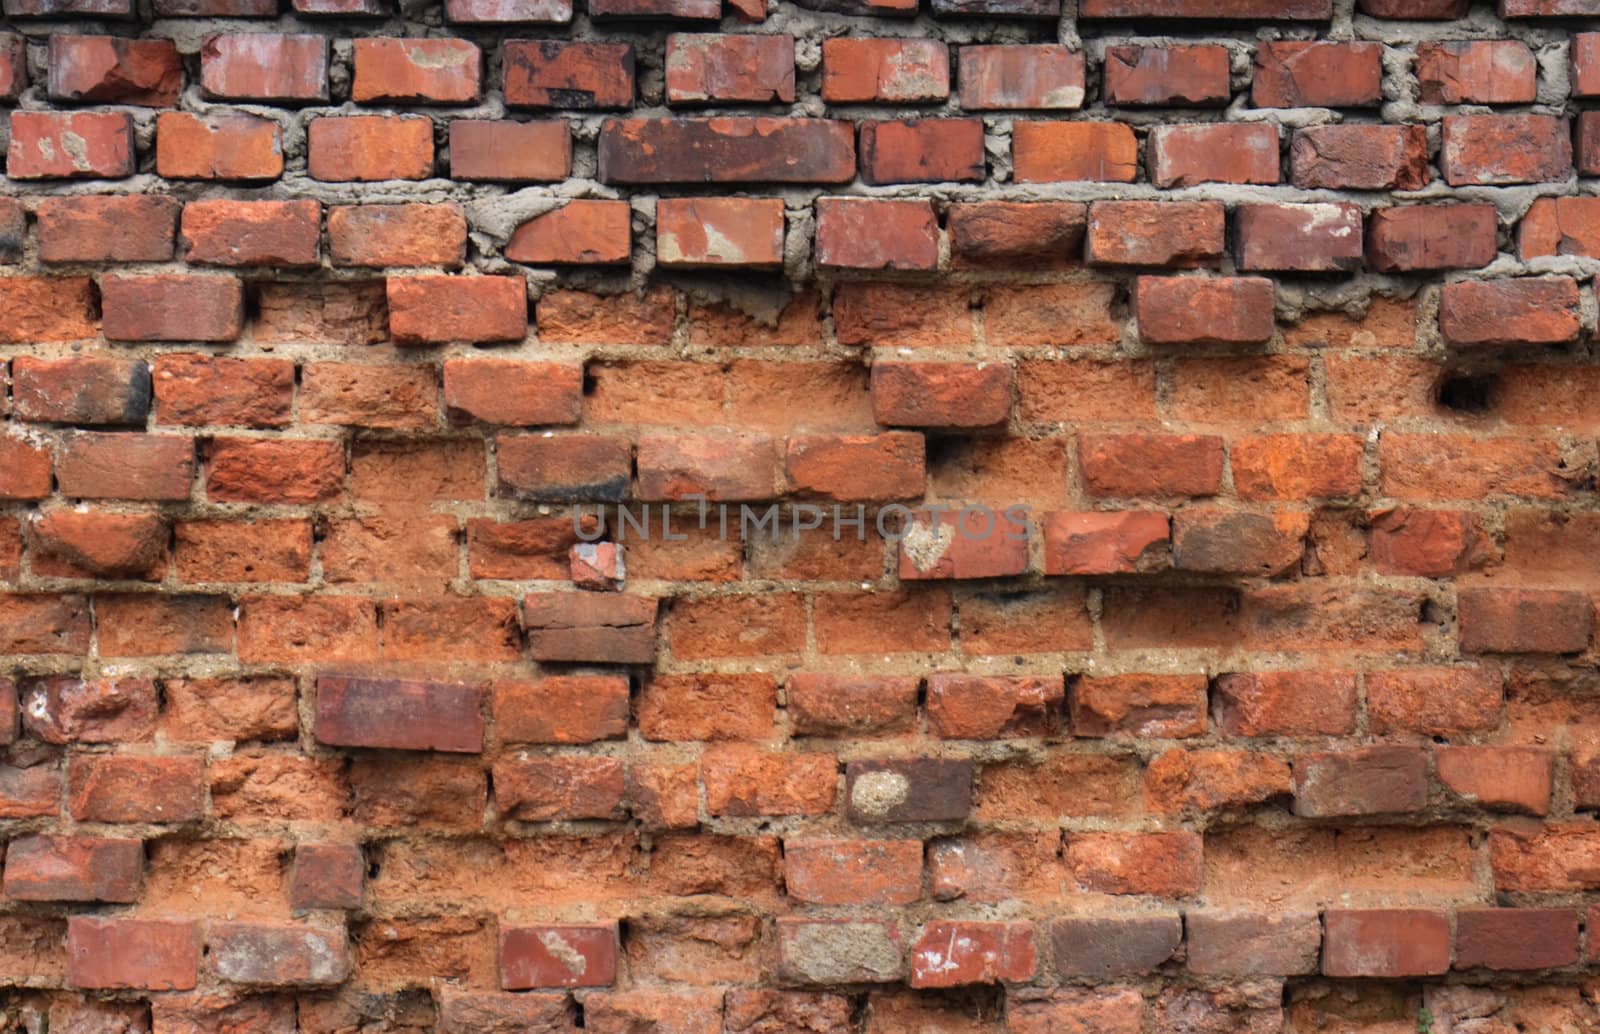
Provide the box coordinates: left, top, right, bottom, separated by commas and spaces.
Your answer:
57, 433, 195, 501
504, 40, 633, 108
67, 754, 205, 823
156, 0, 278, 11
443, 358, 581, 426
1230, 434, 1364, 502
600, 117, 854, 184
1366, 667, 1502, 736
1360, 0, 1467, 13
1104, 44, 1229, 106
209, 922, 348, 986
657, 197, 784, 268
498, 435, 631, 501
329, 203, 467, 268
0, 764, 63, 818
948, 201, 1085, 264
1083, 0, 1329, 13
505, 199, 630, 263
448, 119, 571, 182
1322, 910, 1450, 978
1012, 121, 1138, 182
859, 118, 984, 184
388, 275, 527, 344
1042, 511, 1169, 575
1049, 915, 1181, 978
0, 437, 52, 501
3, 835, 142, 902
1380, 433, 1579, 501
445, 0, 570, 19
353, 37, 480, 104
48, 33, 181, 106
500, 924, 618, 988
1454, 908, 1578, 971
1085, 200, 1224, 267
1442, 114, 1571, 185
1293, 746, 1428, 817
525, 592, 658, 663
37, 195, 178, 263
898, 507, 1029, 580
787, 674, 919, 737
1459, 587, 1592, 653
307, 116, 433, 181
958, 45, 1083, 110
639, 672, 774, 741
1436, 746, 1553, 814
702, 745, 836, 816
1185, 912, 1321, 976
1365, 204, 1497, 272
846, 757, 969, 821
1418, 41, 1536, 105
785, 839, 922, 906
637, 433, 776, 500
290, 843, 364, 910
786, 433, 925, 501
494, 674, 628, 746
666, 33, 793, 103
1519, 196, 1600, 258
153, 355, 293, 428
1290, 124, 1431, 190
814, 197, 938, 272
822, 38, 948, 102
7, 111, 133, 179
68, 917, 198, 990
0, 198, 20, 262
158, 674, 296, 742
1368, 508, 1484, 576
95, 594, 232, 657
1502, 0, 1600, 15
1149, 123, 1279, 187
156, 112, 283, 180
1574, 32, 1600, 97
1172, 509, 1308, 577
1135, 276, 1276, 346
927, 674, 1061, 738
1579, 110, 1600, 174
12, 355, 150, 426
872, 363, 1012, 429
1080, 433, 1223, 498
1064, 831, 1201, 897
538, 286, 675, 345
495, 755, 624, 820
0, 278, 97, 343
1070, 673, 1207, 738
101, 274, 244, 342
1253, 41, 1382, 107
0, 34, 24, 101
1236, 202, 1363, 273
200, 33, 328, 101
28, 511, 165, 578
1440, 277, 1580, 348
206, 438, 342, 503
315, 674, 483, 753
909, 922, 1034, 988
180, 199, 320, 267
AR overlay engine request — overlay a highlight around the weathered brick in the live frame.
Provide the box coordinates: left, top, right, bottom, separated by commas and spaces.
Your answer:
12, 356, 151, 426
1253, 41, 1382, 107
291, 844, 364, 910
958, 45, 1083, 110
815, 197, 938, 272
388, 275, 527, 344
1149, 123, 1279, 187
1292, 746, 1429, 817
181, 199, 320, 267
846, 758, 971, 822
500, 924, 618, 988
909, 922, 1034, 987
1322, 910, 1450, 978
200, 33, 327, 101
872, 362, 1013, 429
506, 199, 630, 262
445, 0, 570, 20
206, 438, 342, 503
101, 274, 244, 342
1050, 915, 1181, 978
600, 117, 854, 184
1436, 745, 1553, 814
1439, 277, 1580, 348
1441, 114, 1572, 185
1366, 204, 1498, 272
1135, 276, 1276, 346
38, 195, 178, 263
1366, 667, 1502, 736
209, 922, 349, 986
822, 38, 948, 102
504, 40, 634, 108
776, 919, 903, 985
786, 839, 923, 905
315, 674, 484, 753
1086, 200, 1224, 267
1012, 121, 1138, 182
329, 203, 467, 268
525, 592, 658, 663
0, 34, 25, 100
1172, 510, 1308, 577
1236, 202, 1363, 272
1071, 674, 1207, 738
786, 432, 926, 501
1455, 908, 1580, 971
156, 112, 283, 180
657, 197, 784, 268
57, 433, 195, 501
1104, 44, 1229, 106
68, 754, 205, 823
3, 835, 142, 902
353, 37, 480, 104
1418, 41, 1536, 105
498, 434, 630, 501
444, 359, 581, 426
68, 917, 198, 990
948, 201, 1085, 263
449, 119, 570, 182
307, 116, 434, 181
859, 118, 984, 185
1290, 124, 1431, 190
1458, 587, 1593, 653
49, 34, 182, 106
666, 33, 793, 103
1186, 912, 1321, 976
7, 111, 134, 179
1083, 0, 1330, 14
1079, 433, 1223, 498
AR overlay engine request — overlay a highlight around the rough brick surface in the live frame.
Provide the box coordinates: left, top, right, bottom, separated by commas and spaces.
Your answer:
4, 1, 1600, 1022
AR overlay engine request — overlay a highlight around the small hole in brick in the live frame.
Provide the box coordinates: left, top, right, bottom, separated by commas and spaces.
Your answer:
582, 369, 599, 395
1436, 373, 1496, 413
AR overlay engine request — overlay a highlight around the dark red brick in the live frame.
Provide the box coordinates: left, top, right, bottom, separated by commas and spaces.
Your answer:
504, 40, 633, 108
315, 674, 484, 753
1104, 44, 1229, 107
1322, 910, 1450, 978
1439, 277, 1581, 348
665, 33, 794, 104
1253, 41, 1382, 107
1149, 122, 1279, 186
1365, 204, 1498, 272
1236, 202, 1363, 273
599, 118, 855, 184
815, 198, 938, 272
1135, 276, 1276, 346
1441, 114, 1572, 185
1290, 124, 1431, 190
958, 45, 1084, 110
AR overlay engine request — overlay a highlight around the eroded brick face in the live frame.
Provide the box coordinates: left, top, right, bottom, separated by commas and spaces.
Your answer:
2, 3, 1600, 1029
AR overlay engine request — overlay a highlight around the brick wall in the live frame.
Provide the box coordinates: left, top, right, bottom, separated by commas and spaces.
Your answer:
0, 0, 1599, 1029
